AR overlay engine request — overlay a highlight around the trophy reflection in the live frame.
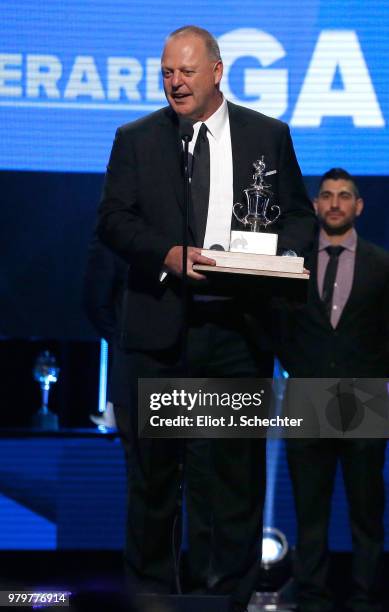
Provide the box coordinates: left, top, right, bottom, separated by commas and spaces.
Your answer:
231, 156, 280, 255
32, 350, 60, 430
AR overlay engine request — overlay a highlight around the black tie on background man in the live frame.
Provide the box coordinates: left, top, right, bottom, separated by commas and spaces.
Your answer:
321, 245, 344, 318
97, 24, 316, 611
273, 168, 389, 612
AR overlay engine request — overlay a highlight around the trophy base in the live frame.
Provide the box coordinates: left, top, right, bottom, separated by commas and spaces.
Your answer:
32, 411, 59, 431
200, 249, 305, 275
230, 230, 278, 255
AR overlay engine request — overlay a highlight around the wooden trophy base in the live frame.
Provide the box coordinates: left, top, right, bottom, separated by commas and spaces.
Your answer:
194, 249, 309, 281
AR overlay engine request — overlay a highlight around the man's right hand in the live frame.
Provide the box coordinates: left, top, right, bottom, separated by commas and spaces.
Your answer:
164, 246, 216, 280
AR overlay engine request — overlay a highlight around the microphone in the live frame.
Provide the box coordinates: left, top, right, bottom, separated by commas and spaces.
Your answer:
179, 118, 194, 143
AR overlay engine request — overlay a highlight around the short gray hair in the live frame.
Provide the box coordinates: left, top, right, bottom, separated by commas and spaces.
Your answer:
167, 25, 221, 61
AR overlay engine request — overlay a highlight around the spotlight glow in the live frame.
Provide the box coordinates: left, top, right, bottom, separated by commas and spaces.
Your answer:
261, 527, 288, 568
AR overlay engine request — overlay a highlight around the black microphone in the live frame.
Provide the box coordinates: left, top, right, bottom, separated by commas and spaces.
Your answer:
179, 118, 194, 143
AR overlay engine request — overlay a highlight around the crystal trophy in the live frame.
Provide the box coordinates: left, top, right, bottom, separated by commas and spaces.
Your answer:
230, 156, 280, 255
32, 350, 60, 430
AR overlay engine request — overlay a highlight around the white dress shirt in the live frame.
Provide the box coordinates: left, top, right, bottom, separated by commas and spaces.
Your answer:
190, 97, 233, 251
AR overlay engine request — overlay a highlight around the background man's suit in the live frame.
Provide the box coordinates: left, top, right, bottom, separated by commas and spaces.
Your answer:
97, 101, 316, 606
274, 238, 389, 378
273, 237, 389, 612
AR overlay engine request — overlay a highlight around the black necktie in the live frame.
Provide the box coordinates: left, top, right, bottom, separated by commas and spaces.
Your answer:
322, 245, 345, 318
191, 123, 210, 247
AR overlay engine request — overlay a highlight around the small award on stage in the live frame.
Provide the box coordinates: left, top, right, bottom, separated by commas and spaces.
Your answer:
230, 156, 280, 256
32, 350, 60, 430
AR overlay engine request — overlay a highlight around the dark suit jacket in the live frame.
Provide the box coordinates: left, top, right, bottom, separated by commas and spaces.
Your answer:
272, 237, 389, 378
97, 101, 316, 351
83, 231, 127, 344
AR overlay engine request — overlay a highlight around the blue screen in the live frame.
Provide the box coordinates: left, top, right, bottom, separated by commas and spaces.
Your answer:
1, 0, 388, 174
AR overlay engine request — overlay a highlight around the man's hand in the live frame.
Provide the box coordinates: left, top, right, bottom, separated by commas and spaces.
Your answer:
164, 246, 216, 280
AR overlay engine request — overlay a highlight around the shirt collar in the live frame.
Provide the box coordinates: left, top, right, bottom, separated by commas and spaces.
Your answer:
193, 97, 228, 141
318, 227, 357, 252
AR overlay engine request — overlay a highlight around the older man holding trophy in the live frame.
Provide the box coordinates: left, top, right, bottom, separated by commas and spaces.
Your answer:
98, 24, 316, 612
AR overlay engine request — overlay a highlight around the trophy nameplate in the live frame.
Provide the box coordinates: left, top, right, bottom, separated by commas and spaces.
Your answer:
230, 230, 278, 256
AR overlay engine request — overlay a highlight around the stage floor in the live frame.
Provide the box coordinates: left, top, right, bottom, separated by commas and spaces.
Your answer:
1, 551, 388, 611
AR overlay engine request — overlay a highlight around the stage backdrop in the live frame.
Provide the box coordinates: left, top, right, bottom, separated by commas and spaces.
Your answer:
0, 0, 388, 175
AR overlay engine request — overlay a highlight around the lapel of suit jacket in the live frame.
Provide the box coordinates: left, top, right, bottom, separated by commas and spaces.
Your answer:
309, 236, 371, 330
228, 102, 259, 231
336, 237, 371, 329
156, 108, 196, 243
156, 107, 184, 206
306, 245, 334, 329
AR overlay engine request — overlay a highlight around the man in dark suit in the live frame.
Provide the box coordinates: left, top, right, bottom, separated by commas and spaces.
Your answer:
274, 168, 389, 612
97, 25, 316, 610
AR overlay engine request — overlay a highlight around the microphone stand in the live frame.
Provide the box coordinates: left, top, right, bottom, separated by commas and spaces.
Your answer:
180, 121, 194, 373
173, 120, 194, 595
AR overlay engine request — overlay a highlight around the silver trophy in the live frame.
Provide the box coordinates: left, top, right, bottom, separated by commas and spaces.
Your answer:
230, 156, 280, 255
32, 350, 60, 430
